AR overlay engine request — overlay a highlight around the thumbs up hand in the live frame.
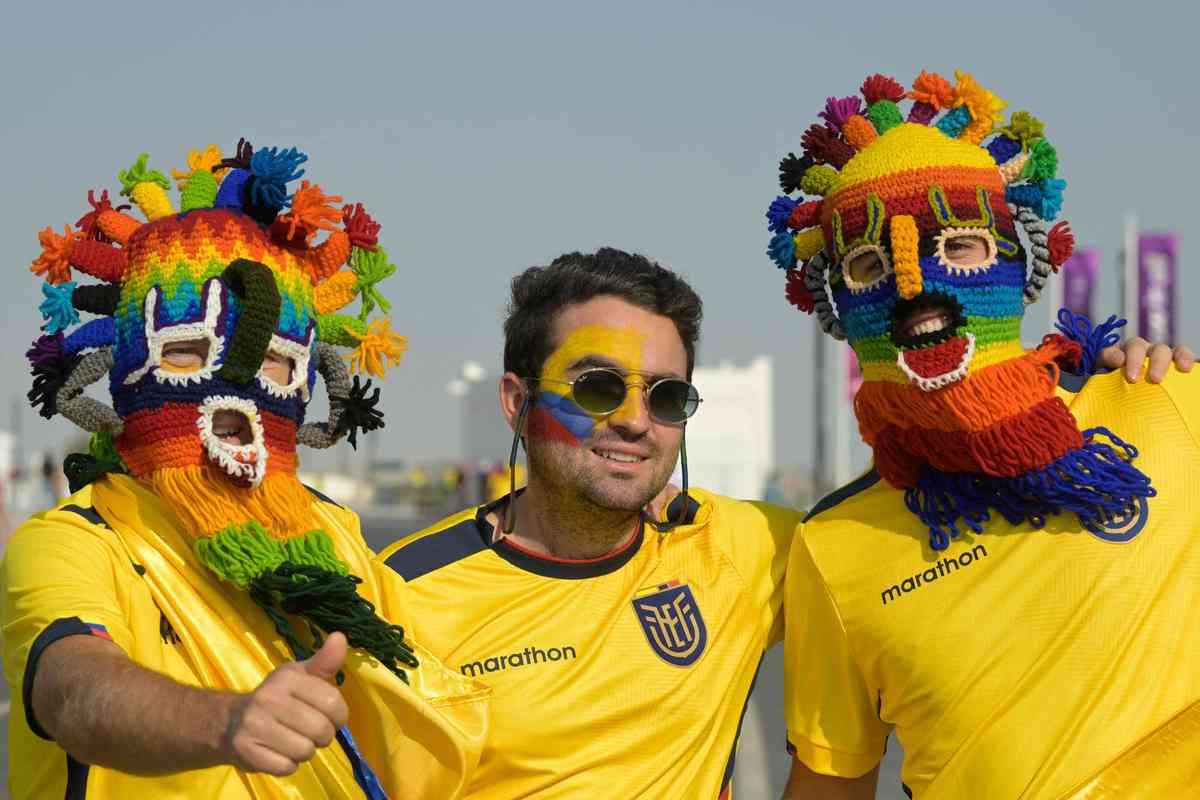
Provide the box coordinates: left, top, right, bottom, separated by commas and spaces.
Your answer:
222, 633, 351, 776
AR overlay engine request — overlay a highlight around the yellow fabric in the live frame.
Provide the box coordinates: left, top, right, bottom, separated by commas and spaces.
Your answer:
375, 488, 800, 798
785, 368, 1200, 798
1, 474, 489, 799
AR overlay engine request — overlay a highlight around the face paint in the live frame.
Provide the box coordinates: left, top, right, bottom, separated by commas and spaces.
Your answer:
526, 324, 646, 445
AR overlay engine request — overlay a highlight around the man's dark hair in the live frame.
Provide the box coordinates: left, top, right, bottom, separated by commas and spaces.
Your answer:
503, 247, 703, 380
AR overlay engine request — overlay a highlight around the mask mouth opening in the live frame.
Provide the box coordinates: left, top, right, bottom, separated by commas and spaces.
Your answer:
198, 396, 269, 487
890, 292, 975, 392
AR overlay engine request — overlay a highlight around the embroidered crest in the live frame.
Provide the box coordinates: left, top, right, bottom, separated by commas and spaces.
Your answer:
1085, 495, 1150, 543
632, 580, 707, 667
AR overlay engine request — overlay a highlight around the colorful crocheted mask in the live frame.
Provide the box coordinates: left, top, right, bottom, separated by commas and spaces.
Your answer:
764, 72, 1154, 549
28, 140, 416, 682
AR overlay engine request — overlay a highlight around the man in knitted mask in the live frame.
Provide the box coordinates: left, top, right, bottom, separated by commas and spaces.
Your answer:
767, 72, 1199, 798
3, 142, 487, 799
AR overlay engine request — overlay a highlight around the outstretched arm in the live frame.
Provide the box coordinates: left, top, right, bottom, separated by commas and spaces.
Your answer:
33, 630, 350, 776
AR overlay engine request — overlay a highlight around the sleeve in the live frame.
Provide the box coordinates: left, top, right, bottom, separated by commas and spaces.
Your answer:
1, 509, 134, 740
1161, 370, 1199, 448
784, 529, 889, 778
745, 501, 802, 648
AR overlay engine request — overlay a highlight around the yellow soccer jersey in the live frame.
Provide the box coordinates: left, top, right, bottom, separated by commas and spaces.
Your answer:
374, 487, 800, 799
785, 367, 1199, 799
1, 474, 487, 800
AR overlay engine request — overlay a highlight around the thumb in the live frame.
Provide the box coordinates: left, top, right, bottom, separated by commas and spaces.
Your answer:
301, 632, 348, 680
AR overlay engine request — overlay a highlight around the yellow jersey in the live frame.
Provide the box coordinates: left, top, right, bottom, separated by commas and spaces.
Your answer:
375, 488, 800, 798
1, 474, 488, 800
784, 367, 1199, 799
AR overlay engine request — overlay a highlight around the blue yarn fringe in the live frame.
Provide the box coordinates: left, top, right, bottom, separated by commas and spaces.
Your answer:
249, 146, 307, 211
1055, 309, 1124, 376
766, 196, 797, 233
905, 428, 1155, 550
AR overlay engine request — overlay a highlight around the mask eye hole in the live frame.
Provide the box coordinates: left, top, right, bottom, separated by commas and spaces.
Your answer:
261, 350, 295, 387
841, 244, 893, 293
936, 228, 998, 273
160, 339, 211, 373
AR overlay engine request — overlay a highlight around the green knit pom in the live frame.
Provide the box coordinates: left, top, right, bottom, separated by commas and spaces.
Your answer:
1001, 111, 1045, 148
317, 313, 367, 347
1020, 139, 1058, 182
118, 153, 171, 196
350, 245, 396, 322
283, 530, 350, 576
195, 522, 289, 588
800, 164, 838, 197
181, 169, 219, 212
866, 100, 903, 135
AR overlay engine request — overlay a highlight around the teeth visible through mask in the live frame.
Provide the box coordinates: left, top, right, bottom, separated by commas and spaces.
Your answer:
197, 397, 269, 486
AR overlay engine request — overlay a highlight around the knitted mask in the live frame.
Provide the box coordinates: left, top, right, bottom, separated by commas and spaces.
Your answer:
764, 72, 1154, 549
28, 140, 416, 680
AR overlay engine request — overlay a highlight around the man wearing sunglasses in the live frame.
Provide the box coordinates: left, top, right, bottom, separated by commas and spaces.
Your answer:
374, 247, 802, 798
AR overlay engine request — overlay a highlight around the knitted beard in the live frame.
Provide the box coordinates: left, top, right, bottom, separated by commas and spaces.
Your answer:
764, 72, 1154, 550
28, 142, 415, 678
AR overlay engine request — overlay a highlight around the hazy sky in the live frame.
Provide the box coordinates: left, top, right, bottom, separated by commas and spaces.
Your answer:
3, 0, 1196, 470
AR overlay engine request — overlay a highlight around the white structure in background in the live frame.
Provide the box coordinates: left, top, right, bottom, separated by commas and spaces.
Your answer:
678, 356, 774, 501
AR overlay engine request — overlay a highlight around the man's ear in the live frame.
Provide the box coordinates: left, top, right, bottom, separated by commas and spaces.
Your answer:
498, 372, 530, 432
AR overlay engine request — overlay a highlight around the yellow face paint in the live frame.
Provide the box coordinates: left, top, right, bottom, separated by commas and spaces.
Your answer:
529, 325, 647, 443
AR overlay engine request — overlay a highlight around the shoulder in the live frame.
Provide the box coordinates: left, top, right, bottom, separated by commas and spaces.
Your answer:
683, 488, 804, 572
376, 507, 489, 582
798, 469, 920, 572
803, 469, 884, 523
1062, 368, 1199, 451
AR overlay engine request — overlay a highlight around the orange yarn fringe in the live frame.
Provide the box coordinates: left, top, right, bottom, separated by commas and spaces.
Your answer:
146, 465, 315, 541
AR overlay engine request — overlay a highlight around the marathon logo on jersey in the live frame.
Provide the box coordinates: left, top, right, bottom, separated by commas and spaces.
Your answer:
632, 580, 707, 667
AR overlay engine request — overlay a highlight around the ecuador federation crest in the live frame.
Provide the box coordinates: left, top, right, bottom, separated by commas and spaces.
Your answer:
632, 580, 707, 667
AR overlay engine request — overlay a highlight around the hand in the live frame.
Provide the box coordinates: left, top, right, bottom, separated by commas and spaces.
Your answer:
223, 633, 349, 776
1099, 338, 1195, 383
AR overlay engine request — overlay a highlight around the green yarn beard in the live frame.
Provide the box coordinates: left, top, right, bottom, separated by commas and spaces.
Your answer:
195, 521, 419, 683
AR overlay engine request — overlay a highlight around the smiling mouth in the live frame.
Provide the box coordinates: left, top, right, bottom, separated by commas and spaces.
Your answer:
891, 292, 974, 392
198, 398, 269, 486
592, 448, 647, 465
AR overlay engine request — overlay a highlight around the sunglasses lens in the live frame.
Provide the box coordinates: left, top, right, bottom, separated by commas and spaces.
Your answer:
571, 370, 627, 415
648, 380, 700, 423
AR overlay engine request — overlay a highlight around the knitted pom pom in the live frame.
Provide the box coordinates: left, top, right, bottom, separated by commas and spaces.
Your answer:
987, 134, 1021, 165
799, 164, 838, 197
75, 190, 127, 243
866, 101, 903, 135
767, 230, 796, 269
40, 282, 79, 334
935, 106, 972, 139
1021, 139, 1058, 182
953, 70, 1007, 144
331, 375, 385, 450
907, 102, 937, 125
26, 333, 81, 420
31, 224, 78, 285
793, 228, 825, 262
1047, 220, 1075, 268
180, 169, 219, 212
276, 181, 343, 243
248, 146, 308, 212
778, 152, 812, 194
861, 74, 905, 105
350, 245, 397, 321
842, 115, 878, 151
118, 153, 174, 221
788, 201, 821, 230
820, 96, 863, 132
172, 144, 227, 189
342, 203, 381, 251
801, 124, 855, 168
785, 268, 815, 313
908, 70, 955, 111
1002, 111, 1045, 147
766, 196, 798, 233
346, 317, 406, 378
1006, 178, 1066, 220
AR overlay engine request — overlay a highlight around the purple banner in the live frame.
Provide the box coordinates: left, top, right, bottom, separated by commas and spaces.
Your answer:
1138, 234, 1178, 343
1061, 247, 1099, 321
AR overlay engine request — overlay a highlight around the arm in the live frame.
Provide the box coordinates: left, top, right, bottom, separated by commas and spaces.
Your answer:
32, 619, 351, 776
783, 760, 879, 800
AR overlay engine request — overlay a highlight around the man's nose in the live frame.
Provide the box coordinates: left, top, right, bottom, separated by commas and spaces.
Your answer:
607, 377, 651, 436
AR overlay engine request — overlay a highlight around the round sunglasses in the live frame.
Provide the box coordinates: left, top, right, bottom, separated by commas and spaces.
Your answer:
533, 368, 702, 424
